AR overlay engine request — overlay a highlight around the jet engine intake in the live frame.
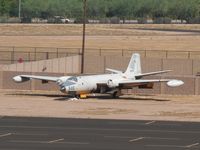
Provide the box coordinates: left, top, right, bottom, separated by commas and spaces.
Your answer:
107, 79, 119, 88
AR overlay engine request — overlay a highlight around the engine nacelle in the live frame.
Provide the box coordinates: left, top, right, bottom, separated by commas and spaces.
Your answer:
107, 79, 119, 88
13, 76, 30, 83
139, 83, 154, 89
167, 80, 184, 87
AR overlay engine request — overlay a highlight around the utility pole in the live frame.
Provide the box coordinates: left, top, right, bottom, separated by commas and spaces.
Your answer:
81, 0, 86, 74
18, 0, 21, 20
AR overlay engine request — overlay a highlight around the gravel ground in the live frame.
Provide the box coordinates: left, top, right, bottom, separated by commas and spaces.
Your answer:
0, 90, 200, 122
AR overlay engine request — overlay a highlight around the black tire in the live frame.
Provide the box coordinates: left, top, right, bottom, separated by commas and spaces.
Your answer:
112, 91, 119, 99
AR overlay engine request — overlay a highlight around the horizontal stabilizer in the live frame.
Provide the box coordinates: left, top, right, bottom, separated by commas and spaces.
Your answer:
135, 70, 172, 78
106, 68, 122, 74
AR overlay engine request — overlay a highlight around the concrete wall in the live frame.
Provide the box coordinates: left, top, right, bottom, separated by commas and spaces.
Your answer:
3, 55, 200, 76
1, 55, 81, 74
162, 59, 193, 76
162, 76, 196, 95
0, 71, 2, 89
84, 56, 200, 76
2, 71, 32, 90
84, 56, 105, 73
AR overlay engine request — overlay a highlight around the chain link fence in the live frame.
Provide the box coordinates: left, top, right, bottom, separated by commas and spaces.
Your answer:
0, 46, 200, 65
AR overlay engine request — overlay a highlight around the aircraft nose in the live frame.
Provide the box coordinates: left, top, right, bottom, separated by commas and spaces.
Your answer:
60, 86, 68, 94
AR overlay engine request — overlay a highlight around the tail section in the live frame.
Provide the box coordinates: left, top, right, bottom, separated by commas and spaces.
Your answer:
124, 53, 141, 78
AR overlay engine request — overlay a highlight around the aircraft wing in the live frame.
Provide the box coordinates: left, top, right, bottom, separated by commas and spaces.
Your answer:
97, 79, 184, 88
13, 75, 60, 82
118, 79, 184, 88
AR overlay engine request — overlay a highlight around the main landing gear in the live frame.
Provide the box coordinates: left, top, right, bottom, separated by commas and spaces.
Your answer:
111, 90, 122, 98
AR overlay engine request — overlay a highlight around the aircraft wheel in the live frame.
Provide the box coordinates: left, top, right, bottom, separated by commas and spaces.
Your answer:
112, 91, 119, 99
75, 95, 80, 99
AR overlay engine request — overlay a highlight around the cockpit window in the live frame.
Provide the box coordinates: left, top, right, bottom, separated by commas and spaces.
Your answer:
64, 80, 75, 86
68, 77, 78, 82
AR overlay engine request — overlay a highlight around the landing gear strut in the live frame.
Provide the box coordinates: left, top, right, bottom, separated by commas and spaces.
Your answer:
111, 90, 121, 98
75, 94, 87, 99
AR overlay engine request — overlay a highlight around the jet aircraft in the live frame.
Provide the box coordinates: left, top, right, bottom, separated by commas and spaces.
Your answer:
13, 53, 184, 98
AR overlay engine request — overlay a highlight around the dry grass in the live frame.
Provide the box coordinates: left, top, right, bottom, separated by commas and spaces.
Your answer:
0, 24, 199, 51
0, 24, 200, 36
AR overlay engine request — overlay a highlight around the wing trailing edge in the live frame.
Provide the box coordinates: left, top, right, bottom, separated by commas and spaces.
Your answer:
135, 70, 172, 79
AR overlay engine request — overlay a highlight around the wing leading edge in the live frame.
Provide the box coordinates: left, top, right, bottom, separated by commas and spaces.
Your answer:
13, 75, 60, 82
97, 79, 184, 89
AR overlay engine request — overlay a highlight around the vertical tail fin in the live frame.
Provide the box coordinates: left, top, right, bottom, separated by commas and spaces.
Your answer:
124, 53, 141, 78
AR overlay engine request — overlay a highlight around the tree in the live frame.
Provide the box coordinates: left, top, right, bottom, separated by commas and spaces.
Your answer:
0, 0, 200, 23
0, 0, 11, 16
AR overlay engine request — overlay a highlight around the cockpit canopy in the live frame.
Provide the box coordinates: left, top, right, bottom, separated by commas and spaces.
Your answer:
67, 76, 78, 82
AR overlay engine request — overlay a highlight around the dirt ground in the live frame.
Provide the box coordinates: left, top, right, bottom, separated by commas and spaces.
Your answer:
0, 24, 199, 51
0, 24, 200, 121
1, 90, 200, 122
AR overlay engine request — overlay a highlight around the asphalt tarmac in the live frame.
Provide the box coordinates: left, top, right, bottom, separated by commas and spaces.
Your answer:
0, 117, 200, 150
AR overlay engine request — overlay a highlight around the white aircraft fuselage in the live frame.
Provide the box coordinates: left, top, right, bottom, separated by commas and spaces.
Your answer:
58, 73, 129, 95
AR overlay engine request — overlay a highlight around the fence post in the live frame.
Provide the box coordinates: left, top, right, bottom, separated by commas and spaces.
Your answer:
46, 52, 49, 60
192, 59, 194, 75
195, 77, 199, 95
188, 51, 191, 59
79, 48, 81, 55
11, 46, 15, 64
144, 50, 147, 58
122, 49, 124, 56
57, 48, 59, 58
28, 52, 31, 62
34, 47, 36, 61
161, 58, 164, 71
10, 51, 12, 64
99, 48, 102, 56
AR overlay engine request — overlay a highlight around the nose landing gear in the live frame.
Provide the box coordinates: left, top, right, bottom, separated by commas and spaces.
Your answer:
74, 94, 87, 99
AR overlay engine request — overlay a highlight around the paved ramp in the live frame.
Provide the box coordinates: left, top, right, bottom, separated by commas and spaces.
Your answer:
0, 117, 200, 150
